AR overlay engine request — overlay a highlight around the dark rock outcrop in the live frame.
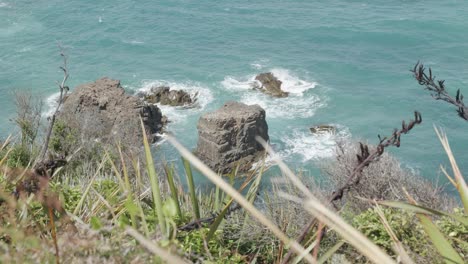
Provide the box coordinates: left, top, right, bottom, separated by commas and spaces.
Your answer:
195, 101, 269, 174
254, 72, 289, 98
58, 77, 165, 149
141, 86, 196, 107
310, 125, 336, 134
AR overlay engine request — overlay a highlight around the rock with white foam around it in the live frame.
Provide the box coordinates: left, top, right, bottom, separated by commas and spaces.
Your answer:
310, 125, 336, 134
254, 72, 289, 98
58, 77, 165, 150
140, 86, 197, 107
195, 101, 269, 175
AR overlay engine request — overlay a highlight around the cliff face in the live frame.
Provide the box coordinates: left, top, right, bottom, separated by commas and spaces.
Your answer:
58, 77, 164, 150
195, 101, 269, 174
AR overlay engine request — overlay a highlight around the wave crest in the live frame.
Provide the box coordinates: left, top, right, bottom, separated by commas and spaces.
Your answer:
222, 68, 323, 119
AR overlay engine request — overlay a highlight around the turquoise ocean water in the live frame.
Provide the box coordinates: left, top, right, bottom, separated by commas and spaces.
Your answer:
1, 0, 468, 187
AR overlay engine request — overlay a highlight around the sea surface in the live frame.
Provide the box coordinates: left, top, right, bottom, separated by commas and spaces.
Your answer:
1, 0, 468, 188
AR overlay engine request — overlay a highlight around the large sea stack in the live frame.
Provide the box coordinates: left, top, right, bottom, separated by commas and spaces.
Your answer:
195, 101, 269, 174
58, 77, 165, 150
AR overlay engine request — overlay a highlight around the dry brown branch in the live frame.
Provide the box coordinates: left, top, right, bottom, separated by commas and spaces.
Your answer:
38, 45, 70, 163
412, 61, 468, 120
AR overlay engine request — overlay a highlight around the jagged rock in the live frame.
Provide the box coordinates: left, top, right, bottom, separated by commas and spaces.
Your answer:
58, 77, 165, 150
254, 72, 289, 98
142, 86, 196, 107
310, 125, 336, 134
195, 101, 269, 174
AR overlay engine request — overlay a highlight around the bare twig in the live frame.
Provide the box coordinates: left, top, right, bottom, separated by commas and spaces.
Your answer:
412, 61, 468, 120
38, 45, 70, 163
281, 112, 422, 264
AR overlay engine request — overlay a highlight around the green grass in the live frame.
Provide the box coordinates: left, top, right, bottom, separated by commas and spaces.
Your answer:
0, 125, 466, 264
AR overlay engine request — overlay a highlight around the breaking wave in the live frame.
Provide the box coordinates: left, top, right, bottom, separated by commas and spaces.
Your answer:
133, 80, 214, 124
221, 68, 324, 119
280, 125, 351, 162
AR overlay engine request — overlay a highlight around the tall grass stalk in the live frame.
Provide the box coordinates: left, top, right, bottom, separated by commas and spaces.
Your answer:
133, 159, 150, 235
182, 157, 200, 220
296, 194, 396, 264
118, 145, 138, 229
140, 118, 166, 235
73, 158, 105, 215
434, 126, 468, 212
374, 202, 414, 264
207, 169, 259, 242
166, 135, 316, 263
164, 163, 183, 220
126, 227, 190, 264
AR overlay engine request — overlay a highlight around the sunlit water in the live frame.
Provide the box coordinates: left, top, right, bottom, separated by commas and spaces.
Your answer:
1, 1, 467, 189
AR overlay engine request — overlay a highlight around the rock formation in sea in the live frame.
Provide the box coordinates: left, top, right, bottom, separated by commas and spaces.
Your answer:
195, 101, 269, 174
58, 77, 165, 149
139, 86, 197, 107
310, 125, 336, 134
254, 72, 289, 98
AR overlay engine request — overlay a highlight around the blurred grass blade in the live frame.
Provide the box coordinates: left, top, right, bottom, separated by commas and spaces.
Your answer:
296, 196, 395, 264
140, 117, 166, 235
166, 135, 316, 264
207, 173, 257, 242
256, 136, 314, 200
374, 203, 414, 264
118, 144, 138, 229
214, 185, 221, 211
164, 163, 182, 219
417, 214, 464, 264
378, 201, 468, 226
73, 158, 105, 215
293, 240, 317, 264
134, 159, 150, 236
0, 135, 12, 153
182, 157, 200, 220
434, 126, 468, 212
207, 198, 235, 242
126, 227, 190, 264
317, 241, 345, 264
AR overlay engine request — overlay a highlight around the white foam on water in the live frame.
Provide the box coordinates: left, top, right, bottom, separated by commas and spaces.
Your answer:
280, 126, 351, 162
43, 92, 61, 117
134, 80, 214, 124
122, 39, 145, 45
17, 46, 32, 53
269, 68, 316, 96
250, 59, 270, 70
221, 75, 256, 91
222, 68, 323, 119
241, 92, 325, 119
0, 2, 9, 8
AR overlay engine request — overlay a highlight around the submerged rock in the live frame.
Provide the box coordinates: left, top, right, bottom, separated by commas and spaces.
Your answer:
195, 101, 269, 174
58, 77, 165, 149
310, 125, 336, 134
142, 86, 196, 107
254, 72, 289, 98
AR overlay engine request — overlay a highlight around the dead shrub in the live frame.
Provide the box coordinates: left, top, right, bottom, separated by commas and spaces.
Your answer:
322, 141, 456, 212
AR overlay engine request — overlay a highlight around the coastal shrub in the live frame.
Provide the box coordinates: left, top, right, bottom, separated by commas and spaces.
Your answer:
352, 208, 431, 257
322, 141, 454, 212
50, 182, 82, 212
13, 91, 43, 147
49, 119, 78, 156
